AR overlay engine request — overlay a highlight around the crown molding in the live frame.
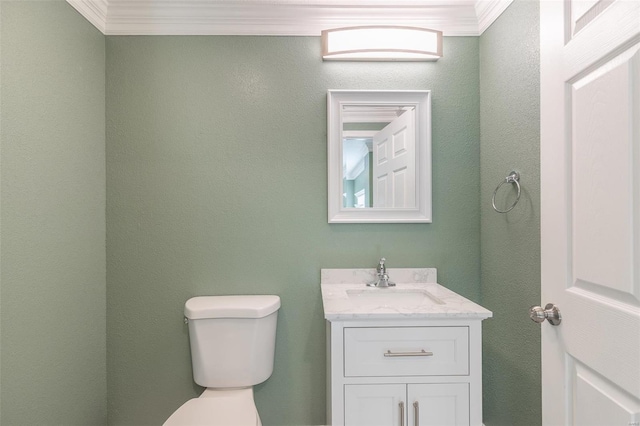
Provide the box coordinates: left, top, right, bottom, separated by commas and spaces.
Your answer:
476, 0, 513, 34
67, 0, 512, 36
105, 3, 479, 36
67, 0, 108, 33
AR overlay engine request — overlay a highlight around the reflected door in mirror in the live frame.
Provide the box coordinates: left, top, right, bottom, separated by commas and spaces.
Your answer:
372, 108, 415, 208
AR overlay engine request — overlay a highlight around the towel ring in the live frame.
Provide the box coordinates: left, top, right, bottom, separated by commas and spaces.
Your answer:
492, 171, 521, 213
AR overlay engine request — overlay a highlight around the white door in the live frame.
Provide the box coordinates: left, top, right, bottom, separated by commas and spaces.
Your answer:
408, 383, 469, 426
540, 0, 640, 424
344, 384, 406, 426
372, 109, 416, 208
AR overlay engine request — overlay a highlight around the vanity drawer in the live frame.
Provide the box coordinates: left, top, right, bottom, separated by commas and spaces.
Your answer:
344, 326, 469, 377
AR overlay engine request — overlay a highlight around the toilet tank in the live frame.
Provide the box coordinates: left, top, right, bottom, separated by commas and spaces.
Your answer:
184, 295, 280, 388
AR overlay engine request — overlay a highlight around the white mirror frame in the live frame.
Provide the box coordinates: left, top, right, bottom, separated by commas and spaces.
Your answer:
327, 90, 432, 223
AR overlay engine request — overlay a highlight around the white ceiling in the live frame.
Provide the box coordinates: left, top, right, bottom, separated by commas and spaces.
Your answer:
67, 0, 513, 36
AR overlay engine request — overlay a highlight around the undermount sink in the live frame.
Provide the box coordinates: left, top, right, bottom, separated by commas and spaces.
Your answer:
321, 268, 493, 319
346, 288, 444, 308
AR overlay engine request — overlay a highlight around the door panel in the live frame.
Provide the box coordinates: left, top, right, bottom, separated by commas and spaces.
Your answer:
565, 43, 640, 398
571, 46, 640, 299
344, 384, 405, 426
541, 0, 640, 424
572, 360, 640, 426
408, 383, 469, 426
373, 109, 416, 208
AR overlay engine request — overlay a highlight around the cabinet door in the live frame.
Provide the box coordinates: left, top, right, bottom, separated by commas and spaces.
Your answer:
408, 383, 469, 426
344, 384, 406, 426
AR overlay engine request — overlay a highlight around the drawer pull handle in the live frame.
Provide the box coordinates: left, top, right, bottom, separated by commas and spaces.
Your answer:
399, 401, 405, 426
384, 349, 433, 357
413, 401, 419, 426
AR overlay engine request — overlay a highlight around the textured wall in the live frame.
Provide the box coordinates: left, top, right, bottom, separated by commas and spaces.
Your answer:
0, 2, 106, 424
479, 1, 541, 425
106, 36, 480, 425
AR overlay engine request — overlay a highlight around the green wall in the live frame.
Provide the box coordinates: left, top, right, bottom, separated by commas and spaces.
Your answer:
0, 2, 106, 424
0, 3, 543, 424
479, 1, 541, 424
352, 152, 372, 207
343, 178, 355, 207
106, 36, 480, 425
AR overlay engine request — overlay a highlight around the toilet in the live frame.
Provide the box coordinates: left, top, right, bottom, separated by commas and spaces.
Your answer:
164, 295, 281, 426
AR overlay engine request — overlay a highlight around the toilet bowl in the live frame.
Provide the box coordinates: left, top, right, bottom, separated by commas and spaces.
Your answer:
164, 295, 280, 426
164, 388, 260, 426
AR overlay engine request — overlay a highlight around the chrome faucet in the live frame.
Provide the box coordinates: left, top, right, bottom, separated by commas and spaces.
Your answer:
367, 257, 395, 287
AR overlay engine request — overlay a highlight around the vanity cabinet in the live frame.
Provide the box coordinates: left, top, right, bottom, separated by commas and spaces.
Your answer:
320, 269, 492, 426
326, 320, 486, 426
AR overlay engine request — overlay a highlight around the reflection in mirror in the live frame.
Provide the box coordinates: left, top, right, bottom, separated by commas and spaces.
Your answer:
342, 105, 416, 209
328, 90, 432, 223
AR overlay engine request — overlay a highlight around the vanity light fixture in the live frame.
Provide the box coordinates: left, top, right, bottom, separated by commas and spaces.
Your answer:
321, 26, 443, 61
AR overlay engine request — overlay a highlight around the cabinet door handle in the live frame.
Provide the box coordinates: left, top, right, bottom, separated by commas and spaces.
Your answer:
384, 349, 434, 357
413, 401, 419, 426
399, 401, 405, 426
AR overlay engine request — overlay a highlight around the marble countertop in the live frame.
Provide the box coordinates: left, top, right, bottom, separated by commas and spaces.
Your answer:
321, 268, 492, 321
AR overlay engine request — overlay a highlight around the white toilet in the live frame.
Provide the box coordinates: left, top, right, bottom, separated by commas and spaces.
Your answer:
164, 295, 281, 426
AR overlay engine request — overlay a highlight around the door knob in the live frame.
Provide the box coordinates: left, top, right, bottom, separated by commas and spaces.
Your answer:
529, 303, 562, 325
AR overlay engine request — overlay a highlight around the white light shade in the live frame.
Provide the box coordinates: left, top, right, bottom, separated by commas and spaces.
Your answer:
321, 26, 443, 61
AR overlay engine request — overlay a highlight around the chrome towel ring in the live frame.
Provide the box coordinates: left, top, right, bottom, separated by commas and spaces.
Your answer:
492, 171, 521, 213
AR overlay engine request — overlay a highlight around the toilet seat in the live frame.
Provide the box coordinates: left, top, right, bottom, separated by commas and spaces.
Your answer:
164, 389, 259, 426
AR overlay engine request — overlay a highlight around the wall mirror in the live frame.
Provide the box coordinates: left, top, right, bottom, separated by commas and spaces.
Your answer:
327, 90, 432, 223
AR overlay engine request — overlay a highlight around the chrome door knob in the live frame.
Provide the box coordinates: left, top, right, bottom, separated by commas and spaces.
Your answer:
529, 303, 562, 326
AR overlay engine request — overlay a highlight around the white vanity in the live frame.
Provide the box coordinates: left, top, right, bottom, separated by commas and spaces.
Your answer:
321, 268, 492, 426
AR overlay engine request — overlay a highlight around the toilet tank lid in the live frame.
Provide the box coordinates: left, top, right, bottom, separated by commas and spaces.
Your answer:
184, 295, 281, 319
